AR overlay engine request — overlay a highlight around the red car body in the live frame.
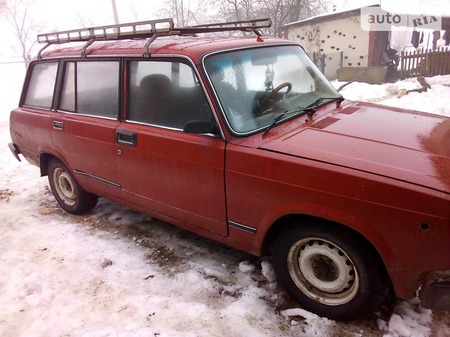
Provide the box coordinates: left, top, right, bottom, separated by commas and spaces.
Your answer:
9, 20, 450, 319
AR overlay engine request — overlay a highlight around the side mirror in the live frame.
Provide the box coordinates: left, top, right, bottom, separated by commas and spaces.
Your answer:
183, 120, 219, 135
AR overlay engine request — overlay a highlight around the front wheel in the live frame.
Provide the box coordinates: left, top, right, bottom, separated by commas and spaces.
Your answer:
272, 224, 388, 320
48, 159, 98, 215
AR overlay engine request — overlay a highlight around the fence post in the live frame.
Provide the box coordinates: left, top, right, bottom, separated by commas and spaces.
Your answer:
400, 50, 404, 80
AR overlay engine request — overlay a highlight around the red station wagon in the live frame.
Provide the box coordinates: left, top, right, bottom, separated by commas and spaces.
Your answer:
8, 18, 450, 320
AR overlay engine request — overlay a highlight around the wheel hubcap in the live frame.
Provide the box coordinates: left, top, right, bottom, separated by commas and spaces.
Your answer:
288, 238, 359, 306
53, 167, 76, 206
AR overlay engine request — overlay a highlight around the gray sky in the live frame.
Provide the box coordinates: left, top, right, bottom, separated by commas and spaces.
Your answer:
32, 0, 450, 30
38, 0, 164, 29
1, 0, 449, 60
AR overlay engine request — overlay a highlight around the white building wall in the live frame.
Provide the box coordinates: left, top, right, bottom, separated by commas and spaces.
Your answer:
287, 15, 371, 79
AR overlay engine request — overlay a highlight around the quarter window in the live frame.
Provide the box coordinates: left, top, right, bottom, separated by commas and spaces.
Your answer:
59, 61, 119, 118
23, 62, 58, 109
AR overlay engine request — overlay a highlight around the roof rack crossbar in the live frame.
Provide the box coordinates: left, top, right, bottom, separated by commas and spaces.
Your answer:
37, 18, 175, 44
143, 34, 159, 57
81, 39, 95, 57
37, 42, 51, 60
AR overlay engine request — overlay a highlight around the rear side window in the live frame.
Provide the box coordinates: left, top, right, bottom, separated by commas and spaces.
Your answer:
59, 61, 119, 118
23, 62, 58, 109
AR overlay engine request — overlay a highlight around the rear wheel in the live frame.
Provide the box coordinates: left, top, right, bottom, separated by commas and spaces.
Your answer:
48, 159, 98, 215
272, 224, 387, 320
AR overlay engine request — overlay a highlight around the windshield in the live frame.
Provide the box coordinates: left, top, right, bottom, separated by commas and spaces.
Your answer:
204, 45, 340, 135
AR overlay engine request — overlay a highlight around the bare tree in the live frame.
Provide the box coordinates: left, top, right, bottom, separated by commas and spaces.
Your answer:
157, 0, 200, 27
209, 0, 259, 22
0, 0, 43, 68
204, 0, 328, 37
75, 12, 96, 28
257, 0, 328, 37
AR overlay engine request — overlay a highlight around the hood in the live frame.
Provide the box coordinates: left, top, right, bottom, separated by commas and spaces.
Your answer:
261, 101, 450, 194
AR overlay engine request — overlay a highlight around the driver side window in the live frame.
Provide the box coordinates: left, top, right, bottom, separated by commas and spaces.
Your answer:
127, 60, 213, 130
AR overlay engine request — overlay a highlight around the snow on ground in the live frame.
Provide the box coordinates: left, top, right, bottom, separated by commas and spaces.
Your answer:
335, 75, 450, 117
1, 64, 450, 337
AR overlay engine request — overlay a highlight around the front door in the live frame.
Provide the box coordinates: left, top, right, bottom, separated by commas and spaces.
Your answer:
114, 59, 227, 236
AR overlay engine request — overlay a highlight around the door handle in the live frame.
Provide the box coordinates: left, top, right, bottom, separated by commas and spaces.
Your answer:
53, 121, 64, 130
116, 130, 137, 147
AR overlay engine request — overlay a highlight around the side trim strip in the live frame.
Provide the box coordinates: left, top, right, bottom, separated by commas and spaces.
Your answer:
228, 221, 256, 234
74, 170, 121, 189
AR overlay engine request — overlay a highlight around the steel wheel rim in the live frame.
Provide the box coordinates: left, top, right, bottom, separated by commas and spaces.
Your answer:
53, 167, 77, 206
287, 237, 359, 306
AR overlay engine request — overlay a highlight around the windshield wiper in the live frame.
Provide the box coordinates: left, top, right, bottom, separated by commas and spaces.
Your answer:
304, 95, 344, 115
261, 95, 344, 137
262, 107, 316, 137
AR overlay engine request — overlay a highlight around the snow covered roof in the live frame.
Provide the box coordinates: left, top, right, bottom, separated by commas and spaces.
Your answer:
284, 3, 450, 29
283, 4, 380, 28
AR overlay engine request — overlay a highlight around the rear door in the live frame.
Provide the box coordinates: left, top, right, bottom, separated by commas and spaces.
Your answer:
114, 59, 228, 236
50, 59, 122, 199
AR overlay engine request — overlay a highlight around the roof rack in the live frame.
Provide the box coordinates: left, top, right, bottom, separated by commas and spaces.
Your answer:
37, 18, 175, 44
37, 18, 174, 59
37, 17, 272, 59
179, 18, 271, 36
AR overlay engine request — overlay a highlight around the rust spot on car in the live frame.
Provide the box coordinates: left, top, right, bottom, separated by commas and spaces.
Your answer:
310, 117, 340, 129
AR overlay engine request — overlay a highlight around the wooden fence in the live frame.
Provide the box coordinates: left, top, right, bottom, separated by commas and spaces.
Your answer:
400, 47, 450, 79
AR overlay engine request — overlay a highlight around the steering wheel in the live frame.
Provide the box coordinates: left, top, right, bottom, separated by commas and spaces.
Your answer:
261, 82, 292, 104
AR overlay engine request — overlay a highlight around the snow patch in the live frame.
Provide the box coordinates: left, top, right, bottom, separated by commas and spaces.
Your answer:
281, 308, 335, 336
261, 260, 276, 283
239, 260, 256, 273
378, 300, 432, 337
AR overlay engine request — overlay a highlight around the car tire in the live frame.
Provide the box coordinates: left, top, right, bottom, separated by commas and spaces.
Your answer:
48, 159, 98, 215
272, 223, 387, 320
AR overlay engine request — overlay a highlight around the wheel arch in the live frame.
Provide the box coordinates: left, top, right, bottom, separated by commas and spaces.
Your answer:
39, 152, 55, 177
39, 152, 67, 177
44, 154, 99, 214
261, 213, 392, 288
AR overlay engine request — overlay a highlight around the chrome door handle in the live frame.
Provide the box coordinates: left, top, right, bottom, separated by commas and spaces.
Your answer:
53, 121, 64, 130
115, 130, 137, 147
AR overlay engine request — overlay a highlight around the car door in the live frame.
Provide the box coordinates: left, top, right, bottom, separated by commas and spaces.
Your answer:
114, 59, 228, 236
51, 60, 122, 199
